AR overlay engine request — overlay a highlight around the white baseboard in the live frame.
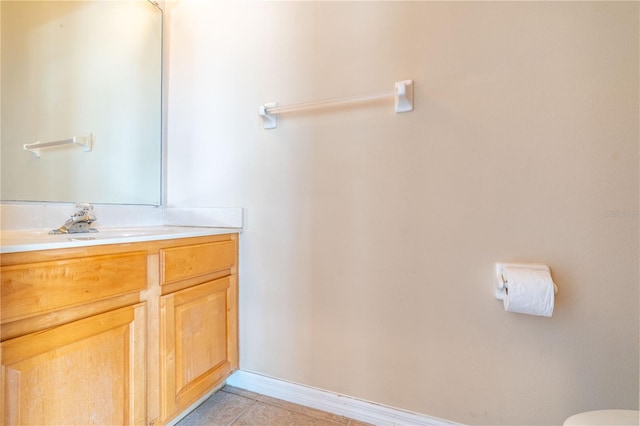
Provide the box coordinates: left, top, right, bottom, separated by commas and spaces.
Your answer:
225, 370, 461, 426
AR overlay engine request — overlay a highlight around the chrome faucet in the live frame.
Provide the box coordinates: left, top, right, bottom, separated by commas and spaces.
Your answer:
50, 203, 98, 234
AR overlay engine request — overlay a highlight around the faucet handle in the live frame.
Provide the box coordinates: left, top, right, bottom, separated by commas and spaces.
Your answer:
73, 203, 94, 217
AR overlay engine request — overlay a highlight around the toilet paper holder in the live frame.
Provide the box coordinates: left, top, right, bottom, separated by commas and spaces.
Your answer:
495, 263, 559, 300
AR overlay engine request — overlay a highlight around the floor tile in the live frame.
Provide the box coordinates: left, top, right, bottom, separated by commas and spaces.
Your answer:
176, 391, 255, 426
176, 385, 372, 426
233, 402, 343, 426
255, 393, 351, 424
346, 420, 372, 426
222, 385, 261, 401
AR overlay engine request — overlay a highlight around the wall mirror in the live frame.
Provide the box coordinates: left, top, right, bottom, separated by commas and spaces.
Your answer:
1, 0, 162, 205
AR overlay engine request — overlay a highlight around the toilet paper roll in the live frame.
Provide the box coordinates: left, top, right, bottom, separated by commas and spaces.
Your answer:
503, 267, 555, 317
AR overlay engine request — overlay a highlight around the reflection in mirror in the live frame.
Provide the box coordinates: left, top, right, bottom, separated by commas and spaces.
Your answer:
1, 0, 162, 205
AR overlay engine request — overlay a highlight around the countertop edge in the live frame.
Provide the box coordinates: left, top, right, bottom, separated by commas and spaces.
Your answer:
1, 226, 242, 254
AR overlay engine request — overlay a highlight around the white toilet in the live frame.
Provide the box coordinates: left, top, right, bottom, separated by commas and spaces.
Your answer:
563, 409, 639, 426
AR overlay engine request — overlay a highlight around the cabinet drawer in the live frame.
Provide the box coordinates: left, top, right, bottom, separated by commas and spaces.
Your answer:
1, 252, 147, 323
161, 240, 235, 286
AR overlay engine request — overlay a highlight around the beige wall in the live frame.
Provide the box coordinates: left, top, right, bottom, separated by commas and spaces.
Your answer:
165, 2, 639, 424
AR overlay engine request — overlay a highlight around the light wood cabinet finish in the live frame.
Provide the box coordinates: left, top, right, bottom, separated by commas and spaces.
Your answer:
159, 239, 239, 424
1, 304, 146, 426
1, 251, 147, 323
0, 233, 239, 426
161, 240, 235, 287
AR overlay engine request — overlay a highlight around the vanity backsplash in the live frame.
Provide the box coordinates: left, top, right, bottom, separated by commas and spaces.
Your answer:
0, 203, 243, 231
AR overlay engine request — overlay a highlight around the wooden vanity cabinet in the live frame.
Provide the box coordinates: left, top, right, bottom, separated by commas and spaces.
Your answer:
0, 233, 239, 426
158, 238, 239, 424
0, 248, 148, 426
1, 304, 147, 426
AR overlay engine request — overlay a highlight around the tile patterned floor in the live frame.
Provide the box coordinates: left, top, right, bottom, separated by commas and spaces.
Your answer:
176, 385, 371, 426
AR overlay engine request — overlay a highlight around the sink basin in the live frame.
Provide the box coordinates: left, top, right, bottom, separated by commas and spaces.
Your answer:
1, 227, 166, 244
89, 227, 173, 238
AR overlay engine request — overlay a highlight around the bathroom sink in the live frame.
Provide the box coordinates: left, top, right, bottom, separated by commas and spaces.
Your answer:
89, 227, 173, 238
66, 229, 156, 241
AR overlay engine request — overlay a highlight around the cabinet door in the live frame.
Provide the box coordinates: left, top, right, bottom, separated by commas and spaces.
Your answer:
1, 304, 146, 426
160, 276, 238, 422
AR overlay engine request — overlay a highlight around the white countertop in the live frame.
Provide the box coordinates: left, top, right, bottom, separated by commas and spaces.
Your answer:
0, 226, 241, 253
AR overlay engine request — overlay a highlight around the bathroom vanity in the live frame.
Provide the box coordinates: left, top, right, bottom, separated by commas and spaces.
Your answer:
0, 228, 239, 425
